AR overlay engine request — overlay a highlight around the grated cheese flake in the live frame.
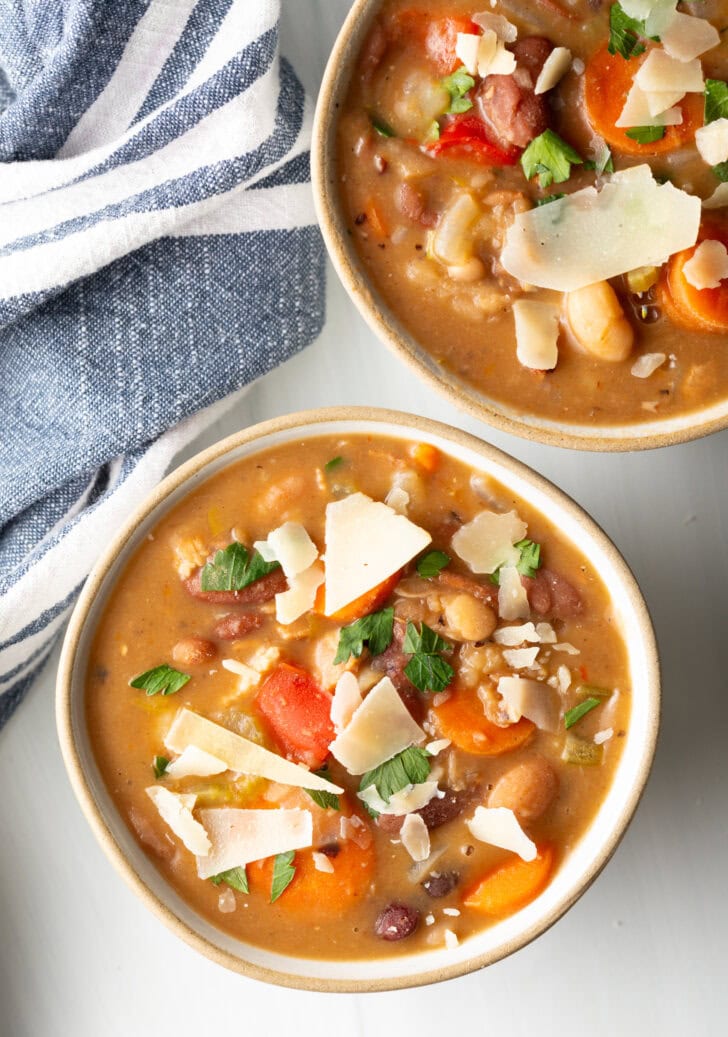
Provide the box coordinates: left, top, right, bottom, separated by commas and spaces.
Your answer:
631, 353, 667, 379
444, 929, 459, 950
513, 299, 560, 370
329, 676, 425, 774
634, 51, 704, 96
255, 521, 318, 579
359, 780, 440, 816
594, 727, 614, 745
616, 82, 684, 128
275, 560, 324, 625
400, 813, 431, 862
472, 10, 517, 42
455, 32, 481, 76
534, 46, 572, 95
330, 671, 363, 733
451, 509, 527, 575
165, 745, 228, 780
146, 786, 211, 856
682, 239, 728, 290
466, 806, 537, 862
498, 675, 561, 732
312, 851, 335, 874
196, 807, 312, 880
660, 12, 720, 63
493, 622, 539, 646
498, 565, 530, 622
502, 646, 540, 670
695, 118, 728, 167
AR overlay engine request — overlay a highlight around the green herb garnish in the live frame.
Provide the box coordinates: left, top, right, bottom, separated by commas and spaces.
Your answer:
712, 161, 728, 182
424, 119, 441, 143
210, 866, 249, 894
371, 116, 395, 138
705, 79, 728, 125
442, 66, 475, 114
130, 664, 190, 697
305, 769, 340, 811
325, 456, 344, 471
625, 124, 666, 144
564, 696, 602, 729
536, 193, 566, 206
403, 621, 454, 693
359, 746, 431, 804
521, 129, 583, 189
607, 2, 650, 60
270, 851, 296, 902
152, 755, 170, 778
334, 607, 394, 664
491, 539, 542, 585
200, 542, 279, 592
416, 549, 451, 578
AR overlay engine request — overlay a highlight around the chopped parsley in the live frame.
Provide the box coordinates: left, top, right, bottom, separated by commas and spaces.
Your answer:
713, 161, 728, 182
129, 664, 190, 697
371, 115, 395, 138
705, 79, 728, 125
210, 866, 249, 894
270, 851, 296, 902
324, 455, 344, 471
521, 130, 583, 189
152, 755, 170, 778
491, 539, 542, 585
200, 542, 279, 592
305, 769, 340, 811
564, 696, 602, 729
416, 549, 451, 578
359, 746, 431, 805
625, 125, 666, 144
536, 193, 565, 206
607, 2, 650, 60
442, 66, 475, 114
403, 621, 454, 693
334, 606, 394, 664
424, 119, 441, 143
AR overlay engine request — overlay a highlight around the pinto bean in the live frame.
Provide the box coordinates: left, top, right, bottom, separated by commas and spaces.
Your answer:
171, 636, 216, 667
422, 871, 460, 898
523, 568, 583, 619
397, 181, 439, 228
443, 594, 497, 642
185, 567, 287, 605
436, 570, 499, 609
488, 756, 558, 823
213, 612, 264, 640
376, 787, 476, 835
474, 37, 552, 150
374, 902, 420, 941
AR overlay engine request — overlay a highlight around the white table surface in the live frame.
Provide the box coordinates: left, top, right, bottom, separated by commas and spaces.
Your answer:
2, 3, 727, 1034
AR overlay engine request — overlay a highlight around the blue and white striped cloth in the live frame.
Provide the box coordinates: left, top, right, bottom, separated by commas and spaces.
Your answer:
0, 0, 325, 726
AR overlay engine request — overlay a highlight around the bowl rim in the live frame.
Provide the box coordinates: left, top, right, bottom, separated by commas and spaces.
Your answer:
56, 406, 661, 992
310, 0, 728, 453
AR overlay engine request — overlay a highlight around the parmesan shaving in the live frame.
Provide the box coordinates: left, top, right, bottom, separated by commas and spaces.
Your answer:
451, 509, 527, 574
329, 676, 425, 774
535, 622, 556, 644
358, 780, 440, 816
146, 786, 211, 856
696, 118, 728, 166
502, 646, 540, 670
553, 642, 580, 655
275, 560, 324, 625
312, 851, 335, 874
621, 0, 678, 36
497, 675, 561, 732
498, 565, 530, 621
683, 240, 728, 290
425, 738, 451, 756
594, 728, 614, 745
615, 83, 683, 129
455, 32, 481, 77
165, 745, 228, 780
631, 353, 667, 378
472, 10, 517, 42
660, 12, 720, 63
534, 47, 572, 95
513, 299, 560, 371
330, 671, 363, 733
196, 807, 312, 879
501, 166, 701, 292
401, 813, 431, 862
255, 522, 318, 579
466, 806, 537, 862
634, 51, 704, 96
493, 622, 539, 646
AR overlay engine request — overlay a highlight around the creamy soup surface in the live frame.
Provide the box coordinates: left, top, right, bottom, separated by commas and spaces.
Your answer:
336, 1, 728, 428
87, 435, 630, 959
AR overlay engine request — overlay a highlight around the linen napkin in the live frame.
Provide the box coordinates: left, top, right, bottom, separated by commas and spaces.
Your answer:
0, 0, 325, 726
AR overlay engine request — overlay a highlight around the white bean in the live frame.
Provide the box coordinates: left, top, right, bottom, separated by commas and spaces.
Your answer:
564, 281, 634, 362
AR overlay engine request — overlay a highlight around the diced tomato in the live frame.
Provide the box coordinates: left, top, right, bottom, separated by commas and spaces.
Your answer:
428, 114, 521, 166
256, 663, 335, 769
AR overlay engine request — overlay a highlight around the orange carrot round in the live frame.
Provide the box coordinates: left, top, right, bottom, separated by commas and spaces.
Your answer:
315, 569, 402, 624
410, 442, 441, 473
463, 845, 554, 916
433, 685, 534, 756
583, 44, 704, 157
256, 663, 335, 769
659, 221, 728, 332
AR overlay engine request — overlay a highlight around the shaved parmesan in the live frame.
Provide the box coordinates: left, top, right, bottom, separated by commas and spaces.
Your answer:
635, 51, 704, 96
553, 642, 580, 655
497, 676, 561, 732
660, 12, 720, 62
330, 671, 362, 733
621, 0, 678, 36
493, 622, 539, 646
146, 787, 211, 856
400, 813, 431, 862
472, 10, 517, 42
425, 738, 451, 756
616, 83, 683, 128
221, 657, 260, 694
466, 806, 537, 862
359, 780, 440, 816
444, 929, 459, 949
513, 299, 560, 370
703, 183, 728, 209
534, 47, 572, 95
502, 646, 540, 670
631, 352, 667, 378
683, 239, 728, 289
486, 41, 516, 77
165, 708, 343, 793
594, 728, 614, 745
451, 509, 527, 574
329, 676, 425, 774
498, 565, 530, 621
256, 522, 318, 579
196, 807, 312, 879
455, 32, 481, 76
323, 493, 430, 616
536, 622, 556, 643
166, 745, 228, 780
557, 664, 571, 694
312, 851, 335, 873
501, 165, 701, 292
696, 118, 728, 167
275, 560, 324, 625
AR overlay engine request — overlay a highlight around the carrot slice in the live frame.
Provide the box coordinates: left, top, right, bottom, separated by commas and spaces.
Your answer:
659, 220, 728, 332
388, 12, 479, 75
256, 663, 335, 769
433, 684, 534, 756
463, 845, 554, 916
410, 442, 441, 473
314, 569, 402, 624
583, 44, 703, 157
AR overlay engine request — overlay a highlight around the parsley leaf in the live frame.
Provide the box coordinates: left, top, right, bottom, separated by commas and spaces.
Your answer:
270, 851, 296, 902
442, 66, 475, 114
359, 746, 431, 802
325, 455, 344, 471
564, 697, 602, 729
334, 607, 394, 664
536, 193, 565, 206
416, 549, 451, 578
424, 119, 441, 143
305, 769, 340, 811
152, 755, 170, 778
402, 621, 454, 693
371, 115, 395, 138
200, 542, 279, 592
130, 664, 190, 697
625, 124, 666, 144
521, 130, 583, 188
491, 539, 542, 585
713, 161, 728, 182
210, 866, 249, 893
705, 79, 728, 125
607, 2, 648, 60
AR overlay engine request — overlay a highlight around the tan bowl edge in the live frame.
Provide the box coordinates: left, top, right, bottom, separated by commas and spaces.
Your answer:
311, 0, 728, 453
56, 406, 661, 991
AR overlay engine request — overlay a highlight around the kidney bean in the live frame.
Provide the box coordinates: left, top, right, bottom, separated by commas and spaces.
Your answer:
474, 37, 552, 150
397, 182, 439, 228
523, 568, 583, 619
171, 636, 216, 667
422, 871, 460, 898
376, 787, 476, 835
185, 567, 287, 605
213, 612, 264, 640
374, 903, 420, 941
488, 756, 558, 823
370, 621, 424, 721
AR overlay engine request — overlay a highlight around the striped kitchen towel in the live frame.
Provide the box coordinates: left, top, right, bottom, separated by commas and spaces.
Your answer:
0, 0, 325, 726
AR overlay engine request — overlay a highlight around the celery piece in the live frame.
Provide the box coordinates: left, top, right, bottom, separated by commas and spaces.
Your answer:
562, 732, 603, 766
576, 683, 613, 700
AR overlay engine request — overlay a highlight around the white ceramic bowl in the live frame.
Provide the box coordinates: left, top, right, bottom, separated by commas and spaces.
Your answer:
56, 408, 660, 990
